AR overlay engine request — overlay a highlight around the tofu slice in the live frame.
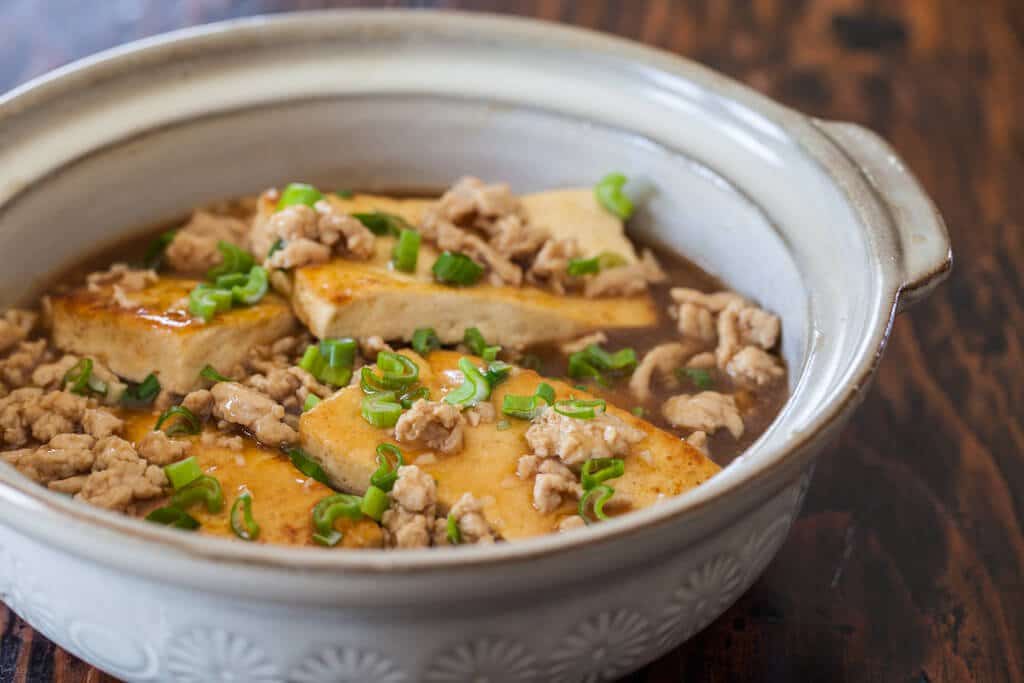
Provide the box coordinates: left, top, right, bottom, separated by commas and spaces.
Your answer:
286, 190, 657, 346
300, 350, 720, 540
49, 277, 296, 394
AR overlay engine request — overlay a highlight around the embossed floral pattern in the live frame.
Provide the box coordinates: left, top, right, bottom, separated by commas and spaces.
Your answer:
741, 515, 794, 584
166, 628, 278, 683
290, 645, 406, 683
547, 610, 651, 683
425, 637, 538, 682
655, 553, 744, 649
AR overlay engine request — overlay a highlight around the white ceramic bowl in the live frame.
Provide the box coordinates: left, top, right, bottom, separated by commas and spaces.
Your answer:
0, 11, 950, 683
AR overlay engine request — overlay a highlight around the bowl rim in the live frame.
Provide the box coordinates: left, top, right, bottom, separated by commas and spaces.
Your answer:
0, 9, 911, 574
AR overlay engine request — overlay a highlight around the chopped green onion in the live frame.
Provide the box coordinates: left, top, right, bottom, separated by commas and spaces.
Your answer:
568, 344, 637, 385
579, 484, 615, 524
677, 367, 714, 390
171, 475, 224, 514
567, 353, 604, 383
230, 492, 260, 541
567, 252, 629, 277
188, 284, 233, 322
370, 443, 404, 491
496, 419, 511, 431
502, 393, 545, 420
199, 365, 232, 383
164, 456, 203, 490
519, 354, 543, 372
631, 406, 646, 417
303, 394, 321, 411
63, 358, 107, 397
464, 327, 500, 362
432, 251, 484, 286
443, 358, 491, 407
145, 506, 199, 530
267, 238, 285, 260
334, 189, 354, 199
213, 272, 248, 289
483, 360, 512, 388
359, 366, 392, 394
122, 373, 161, 405
230, 266, 268, 305
207, 241, 255, 281
535, 382, 556, 406
277, 182, 323, 210
361, 393, 403, 428
312, 493, 364, 546
446, 513, 462, 545
287, 448, 332, 487
581, 458, 625, 490
392, 228, 421, 273
320, 338, 358, 369
299, 339, 357, 387
154, 405, 200, 436
143, 230, 178, 270
375, 351, 420, 390
412, 327, 442, 356
399, 386, 430, 409
553, 398, 607, 420
595, 172, 634, 220
360, 485, 390, 521
352, 211, 411, 237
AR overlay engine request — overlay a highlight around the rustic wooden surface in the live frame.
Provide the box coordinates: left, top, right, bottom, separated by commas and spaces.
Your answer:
1, 0, 1021, 681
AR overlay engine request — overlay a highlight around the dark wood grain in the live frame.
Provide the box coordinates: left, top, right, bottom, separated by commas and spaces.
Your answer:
1, 1, 1021, 681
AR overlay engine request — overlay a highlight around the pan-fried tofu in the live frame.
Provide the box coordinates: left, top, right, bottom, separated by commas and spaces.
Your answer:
49, 277, 295, 394
286, 190, 657, 346
300, 350, 720, 540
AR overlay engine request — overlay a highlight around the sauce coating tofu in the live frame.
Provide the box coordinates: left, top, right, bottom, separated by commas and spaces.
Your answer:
49, 277, 295, 394
300, 351, 720, 540
287, 191, 657, 346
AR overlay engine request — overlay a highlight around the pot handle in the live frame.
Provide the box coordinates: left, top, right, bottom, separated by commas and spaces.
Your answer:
814, 120, 952, 312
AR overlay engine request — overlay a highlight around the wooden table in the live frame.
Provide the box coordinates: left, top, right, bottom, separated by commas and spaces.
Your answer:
1, 1, 1021, 681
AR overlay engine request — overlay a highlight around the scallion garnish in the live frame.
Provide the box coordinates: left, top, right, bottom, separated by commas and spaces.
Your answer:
399, 386, 430, 409
230, 265, 268, 305
519, 354, 543, 372
568, 343, 637, 385
374, 351, 420, 390
188, 284, 233, 321
267, 238, 285, 259
360, 485, 390, 522
303, 394, 321, 411
299, 338, 357, 387
286, 448, 332, 487
631, 406, 646, 417
446, 513, 462, 545
677, 367, 714, 390
371, 443, 404, 491
143, 229, 178, 270
553, 398, 606, 420
567, 251, 629, 277
214, 272, 248, 289
411, 327, 442, 356
360, 366, 392, 395
581, 458, 625, 490
392, 228, 421, 273
63, 358, 107, 397
171, 475, 224, 514
122, 373, 161, 405
361, 393, 404, 428
502, 393, 545, 420
595, 172, 634, 220
164, 456, 203, 490
145, 506, 199, 530
579, 484, 615, 524
207, 241, 255, 281
154, 405, 201, 436
432, 251, 484, 287
312, 493, 364, 546
199, 365, 232, 383
443, 358, 491, 407
277, 182, 323, 210
463, 327, 501, 362
334, 189, 354, 199
352, 211, 411, 237
483, 360, 512, 388
230, 492, 261, 541
535, 382, 556, 405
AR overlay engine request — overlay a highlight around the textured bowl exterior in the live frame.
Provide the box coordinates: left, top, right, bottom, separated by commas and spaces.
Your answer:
0, 11, 948, 682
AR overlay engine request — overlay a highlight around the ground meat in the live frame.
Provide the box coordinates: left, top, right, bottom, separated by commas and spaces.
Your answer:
82, 408, 123, 440
166, 210, 250, 274
526, 238, 583, 294
381, 465, 438, 549
669, 288, 748, 313
76, 436, 167, 512
465, 401, 496, 427
200, 431, 244, 451
672, 302, 716, 343
0, 388, 98, 448
557, 515, 586, 532
629, 342, 699, 402
86, 264, 158, 308
685, 430, 710, 457
725, 346, 785, 387
686, 352, 716, 369
583, 249, 666, 298
3, 433, 96, 482
256, 201, 376, 269
714, 303, 745, 367
525, 407, 646, 466
0, 310, 37, 354
394, 399, 466, 455
436, 221, 523, 286
181, 389, 214, 420
209, 382, 297, 447
31, 354, 126, 405
661, 392, 744, 439
267, 237, 331, 269
137, 430, 190, 466
736, 306, 781, 350
314, 200, 376, 259
425, 176, 522, 231
359, 336, 392, 359
438, 493, 496, 545
532, 457, 583, 513
517, 454, 540, 479
0, 340, 53, 391
560, 332, 608, 355
488, 214, 549, 260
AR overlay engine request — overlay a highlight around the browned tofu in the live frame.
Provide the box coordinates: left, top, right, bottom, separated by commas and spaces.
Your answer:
300, 350, 720, 540
49, 277, 295, 394
286, 190, 658, 346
